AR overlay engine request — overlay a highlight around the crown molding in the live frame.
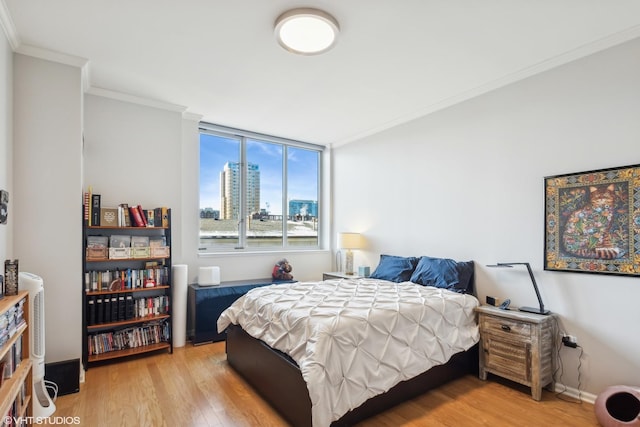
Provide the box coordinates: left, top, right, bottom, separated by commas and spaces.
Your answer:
13, 43, 92, 92
182, 112, 203, 122
86, 86, 187, 113
14, 43, 88, 68
333, 24, 640, 147
0, 0, 18, 49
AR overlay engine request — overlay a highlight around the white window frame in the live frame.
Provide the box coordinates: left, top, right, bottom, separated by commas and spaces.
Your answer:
199, 122, 324, 253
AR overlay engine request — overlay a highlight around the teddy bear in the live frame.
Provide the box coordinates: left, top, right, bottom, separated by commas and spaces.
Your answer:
272, 258, 293, 280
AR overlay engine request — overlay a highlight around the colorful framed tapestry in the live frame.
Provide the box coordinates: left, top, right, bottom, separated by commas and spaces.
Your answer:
544, 164, 640, 276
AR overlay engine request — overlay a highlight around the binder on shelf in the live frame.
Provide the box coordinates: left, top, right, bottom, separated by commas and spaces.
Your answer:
116, 294, 125, 321
96, 296, 104, 324
125, 293, 134, 320
87, 296, 96, 326
103, 294, 111, 323
110, 295, 118, 321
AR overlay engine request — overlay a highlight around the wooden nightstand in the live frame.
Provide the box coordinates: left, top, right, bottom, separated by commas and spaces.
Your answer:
476, 305, 558, 400
322, 272, 363, 280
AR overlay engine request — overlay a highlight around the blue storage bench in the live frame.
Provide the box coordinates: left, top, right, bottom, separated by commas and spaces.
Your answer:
187, 278, 295, 344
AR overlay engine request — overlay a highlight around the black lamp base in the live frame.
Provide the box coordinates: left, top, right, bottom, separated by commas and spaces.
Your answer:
519, 306, 551, 315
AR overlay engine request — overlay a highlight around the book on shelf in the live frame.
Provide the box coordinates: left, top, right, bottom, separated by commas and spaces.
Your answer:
100, 207, 119, 227
162, 207, 169, 227
154, 207, 169, 228
118, 203, 132, 227
85, 266, 170, 291
89, 203, 169, 228
137, 205, 148, 227
83, 191, 91, 226
88, 319, 170, 356
128, 206, 145, 227
91, 194, 101, 226
146, 210, 155, 227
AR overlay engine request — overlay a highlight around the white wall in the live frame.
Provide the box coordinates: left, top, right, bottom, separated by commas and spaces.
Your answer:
0, 24, 11, 264
13, 54, 83, 363
332, 37, 640, 398
12, 19, 637, 400
83, 94, 183, 235
84, 95, 332, 283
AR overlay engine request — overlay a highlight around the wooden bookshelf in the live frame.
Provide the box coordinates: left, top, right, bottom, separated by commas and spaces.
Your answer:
88, 342, 171, 363
86, 285, 170, 296
87, 314, 170, 330
82, 206, 173, 370
86, 256, 170, 263
0, 292, 32, 421
87, 225, 169, 230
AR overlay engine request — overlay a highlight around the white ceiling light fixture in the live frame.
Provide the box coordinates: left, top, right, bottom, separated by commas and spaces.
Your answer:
274, 8, 340, 55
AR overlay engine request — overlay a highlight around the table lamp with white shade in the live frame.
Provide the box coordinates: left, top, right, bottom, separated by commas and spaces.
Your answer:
337, 232, 363, 275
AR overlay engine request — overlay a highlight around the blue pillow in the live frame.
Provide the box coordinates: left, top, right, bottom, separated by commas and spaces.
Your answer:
370, 254, 419, 282
410, 256, 475, 294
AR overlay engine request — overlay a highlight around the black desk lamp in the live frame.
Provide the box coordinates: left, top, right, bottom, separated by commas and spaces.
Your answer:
486, 262, 550, 315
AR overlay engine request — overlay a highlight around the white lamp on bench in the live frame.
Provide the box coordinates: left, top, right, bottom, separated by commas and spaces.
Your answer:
198, 266, 221, 286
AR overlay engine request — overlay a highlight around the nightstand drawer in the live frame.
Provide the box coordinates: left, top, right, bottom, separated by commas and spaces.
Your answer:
483, 337, 531, 382
481, 315, 531, 340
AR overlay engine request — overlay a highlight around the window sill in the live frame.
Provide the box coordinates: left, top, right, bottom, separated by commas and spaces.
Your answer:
198, 248, 330, 258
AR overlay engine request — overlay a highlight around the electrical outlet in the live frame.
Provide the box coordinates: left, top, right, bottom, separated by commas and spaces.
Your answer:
562, 334, 578, 348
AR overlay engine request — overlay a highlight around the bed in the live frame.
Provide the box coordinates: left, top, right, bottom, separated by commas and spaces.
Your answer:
217, 255, 480, 427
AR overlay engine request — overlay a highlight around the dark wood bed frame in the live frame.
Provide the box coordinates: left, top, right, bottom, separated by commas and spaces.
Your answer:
226, 324, 479, 426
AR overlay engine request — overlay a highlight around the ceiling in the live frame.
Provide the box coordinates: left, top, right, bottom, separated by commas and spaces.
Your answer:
3, 1, 640, 146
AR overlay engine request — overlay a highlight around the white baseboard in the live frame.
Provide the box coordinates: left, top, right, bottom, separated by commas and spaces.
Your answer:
554, 383, 597, 404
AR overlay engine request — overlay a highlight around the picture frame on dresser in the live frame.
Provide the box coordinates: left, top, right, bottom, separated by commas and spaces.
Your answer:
544, 163, 640, 277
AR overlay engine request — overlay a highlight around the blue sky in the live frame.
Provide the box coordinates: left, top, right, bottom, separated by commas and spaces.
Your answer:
200, 133, 318, 215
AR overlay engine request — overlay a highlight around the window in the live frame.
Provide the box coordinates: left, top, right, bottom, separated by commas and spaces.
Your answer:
199, 123, 323, 252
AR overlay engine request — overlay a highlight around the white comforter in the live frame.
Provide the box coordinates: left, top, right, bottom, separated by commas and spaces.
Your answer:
217, 278, 479, 427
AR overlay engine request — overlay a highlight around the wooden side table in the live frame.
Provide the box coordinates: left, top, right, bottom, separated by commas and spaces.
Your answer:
476, 305, 557, 400
322, 272, 363, 280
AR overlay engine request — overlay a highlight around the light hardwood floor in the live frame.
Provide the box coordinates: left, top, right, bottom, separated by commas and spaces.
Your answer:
54, 342, 598, 426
